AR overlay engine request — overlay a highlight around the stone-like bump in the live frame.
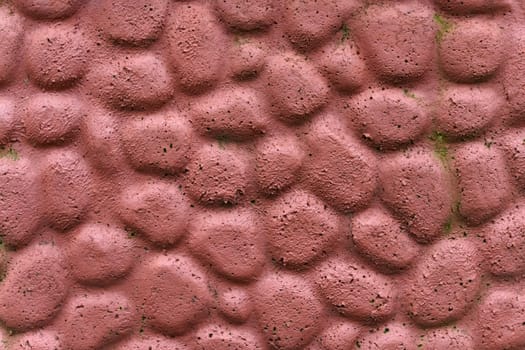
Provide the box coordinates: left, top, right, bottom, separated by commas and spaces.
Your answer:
439, 18, 505, 83
119, 181, 190, 246
215, 0, 275, 30
228, 40, 267, 80
406, 239, 482, 327
133, 254, 212, 336
284, 0, 344, 50
255, 133, 305, 195
0, 8, 23, 84
349, 88, 430, 149
501, 30, 525, 121
0, 243, 70, 331
479, 203, 525, 276
21, 93, 84, 146
264, 52, 329, 123
190, 87, 268, 140
253, 273, 323, 350
185, 144, 251, 205
66, 223, 136, 285
187, 209, 265, 281
302, 113, 377, 213
453, 141, 512, 225
87, 53, 173, 111
14, 0, 82, 19
264, 189, 342, 268
477, 290, 525, 350
436, 84, 501, 139
167, 3, 227, 94
352, 206, 420, 272
356, 323, 417, 350
379, 147, 453, 243
352, 2, 435, 82
194, 324, 264, 349
40, 150, 92, 232
96, 0, 168, 46
500, 128, 525, 191
218, 287, 253, 324
313, 320, 360, 349
25, 24, 89, 88
119, 113, 193, 175
316, 257, 397, 322
313, 38, 367, 93
59, 292, 137, 350
0, 158, 40, 247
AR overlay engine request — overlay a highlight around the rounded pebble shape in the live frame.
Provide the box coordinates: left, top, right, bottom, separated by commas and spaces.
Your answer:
353, 2, 435, 82
215, 0, 275, 30
423, 327, 475, 350
453, 141, 512, 225
40, 150, 92, 232
314, 320, 360, 350
87, 53, 173, 111
96, 0, 168, 46
0, 158, 40, 247
435, 0, 510, 15
479, 204, 525, 276
477, 289, 525, 350
119, 181, 190, 246
356, 324, 417, 350
316, 257, 397, 322
133, 254, 212, 336
66, 223, 135, 285
190, 87, 268, 140
379, 147, 453, 243
436, 84, 501, 139
12, 329, 62, 350
25, 24, 89, 89
302, 113, 377, 213
500, 129, 525, 191
194, 324, 264, 349
284, 0, 343, 50
255, 133, 305, 195
119, 113, 193, 175
185, 144, 251, 205
253, 273, 323, 350
438, 18, 505, 83
264, 189, 342, 268
0, 97, 14, 144
14, 0, 82, 19
59, 292, 137, 350
114, 335, 190, 350
218, 287, 253, 324
0, 243, 70, 331
21, 93, 83, 146
228, 41, 266, 80
81, 111, 125, 173
313, 38, 367, 93
501, 30, 525, 121
167, 3, 227, 94
0, 8, 23, 84
351, 206, 420, 272
349, 88, 430, 149
188, 209, 265, 281
264, 52, 329, 123
406, 239, 482, 327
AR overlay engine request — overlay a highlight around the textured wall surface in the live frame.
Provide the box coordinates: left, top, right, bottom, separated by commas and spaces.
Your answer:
1, 0, 525, 349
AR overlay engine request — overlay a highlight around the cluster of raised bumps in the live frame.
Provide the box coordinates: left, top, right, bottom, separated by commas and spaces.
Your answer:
1, 0, 525, 349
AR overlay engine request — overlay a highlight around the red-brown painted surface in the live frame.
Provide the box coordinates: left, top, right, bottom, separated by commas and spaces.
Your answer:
0, 0, 524, 349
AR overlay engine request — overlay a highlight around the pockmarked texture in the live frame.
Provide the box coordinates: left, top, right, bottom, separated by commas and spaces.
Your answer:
0, 0, 524, 349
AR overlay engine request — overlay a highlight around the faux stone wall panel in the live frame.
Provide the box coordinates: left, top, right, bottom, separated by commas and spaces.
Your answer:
0, 0, 524, 349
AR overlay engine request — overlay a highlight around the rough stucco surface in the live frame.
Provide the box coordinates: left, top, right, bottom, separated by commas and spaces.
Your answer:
0, 0, 525, 349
